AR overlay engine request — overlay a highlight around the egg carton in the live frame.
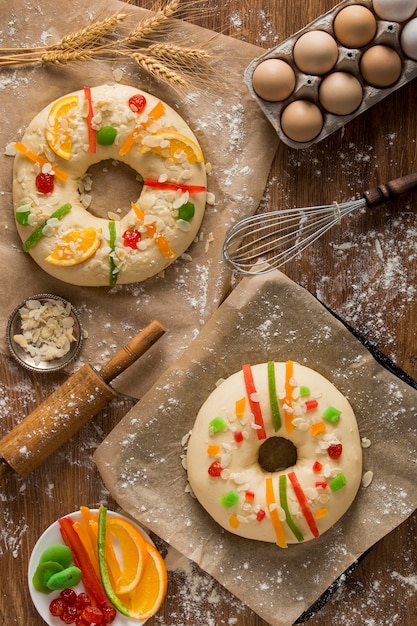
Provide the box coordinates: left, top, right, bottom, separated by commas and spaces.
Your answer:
244, 0, 417, 149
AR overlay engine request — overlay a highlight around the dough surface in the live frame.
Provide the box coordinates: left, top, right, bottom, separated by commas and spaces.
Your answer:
187, 361, 362, 545
13, 84, 207, 286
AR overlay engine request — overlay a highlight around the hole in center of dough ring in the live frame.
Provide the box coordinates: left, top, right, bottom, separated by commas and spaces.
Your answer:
79, 159, 144, 220
258, 436, 298, 472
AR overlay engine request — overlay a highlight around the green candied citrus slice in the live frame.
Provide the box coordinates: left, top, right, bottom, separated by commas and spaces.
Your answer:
46, 565, 82, 590
32, 561, 64, 594
39, 544, 73, 569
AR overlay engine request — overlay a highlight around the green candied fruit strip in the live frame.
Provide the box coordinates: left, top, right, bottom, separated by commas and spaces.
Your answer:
39, 544, 73, 569
329, 472, 347, 492
279, 475, 304, 542
46, 565, 82, 590
32, 561, 64, 594
322, 406, 341, 424
219, 490, 239, 509
108, 220, 118, 286
97, 125, 117, 146
208, 416, 228, 435
178, 201, 195, 222
22, 203, 72, 251
299, 385, 311, 397
267, 361, 281, 431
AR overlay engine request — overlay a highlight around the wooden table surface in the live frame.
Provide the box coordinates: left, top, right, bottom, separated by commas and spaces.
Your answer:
1, 1, 417, 625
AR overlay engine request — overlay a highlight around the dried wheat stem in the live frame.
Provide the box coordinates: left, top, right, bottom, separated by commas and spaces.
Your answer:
123, 0, 181, 44
131, 51, 187, 86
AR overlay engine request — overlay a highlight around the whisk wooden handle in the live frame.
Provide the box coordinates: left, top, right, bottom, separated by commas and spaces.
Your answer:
363, 172, 417, 208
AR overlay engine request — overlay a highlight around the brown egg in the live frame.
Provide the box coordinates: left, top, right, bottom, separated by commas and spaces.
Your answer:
319, 72, 363, 115
360, 45, 402, 87
281, 100, 324, 142
293, 30, 339, 75
333, 5, 377, 48
252, 58, 296, 101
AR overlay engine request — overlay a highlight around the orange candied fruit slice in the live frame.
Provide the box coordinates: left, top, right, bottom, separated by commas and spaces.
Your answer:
44, 227, 101, 266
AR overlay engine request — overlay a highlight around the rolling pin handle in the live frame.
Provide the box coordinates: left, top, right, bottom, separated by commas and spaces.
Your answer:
100, 320, 166, 383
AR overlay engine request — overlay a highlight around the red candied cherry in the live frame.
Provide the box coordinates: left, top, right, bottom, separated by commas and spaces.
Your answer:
35, 172, 55, 194
81, 605, 104, 624
60, 588, 77, 606
61, 604, 78, 624
208, 461, 223, 477
328, 443, 343, 459
102, 606, 117, 623
75, 592, 91, 610
49, 597, 66, 617
123, 229, 142, 249
128, 94, 147, 113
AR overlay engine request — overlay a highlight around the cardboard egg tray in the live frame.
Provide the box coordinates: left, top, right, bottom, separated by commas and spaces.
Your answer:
244, 0, 417, 149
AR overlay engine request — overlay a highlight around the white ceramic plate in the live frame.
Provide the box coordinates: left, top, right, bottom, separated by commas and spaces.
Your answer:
28, 509, 153, 625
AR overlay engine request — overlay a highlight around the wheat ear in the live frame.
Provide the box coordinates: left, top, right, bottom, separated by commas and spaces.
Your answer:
123, 0, 181, 44
146, 42, 210, 66
131, 52, 187, 86
50, 11, 127, 51
40, 49, 94, 65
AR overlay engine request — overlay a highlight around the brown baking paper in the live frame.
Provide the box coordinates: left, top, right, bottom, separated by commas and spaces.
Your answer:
0, 0, 278, 398
94, 270, 417, 626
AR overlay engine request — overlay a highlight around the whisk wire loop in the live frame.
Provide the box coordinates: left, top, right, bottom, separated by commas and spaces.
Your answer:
222, 199, 366, 274
222, 172, 417, 274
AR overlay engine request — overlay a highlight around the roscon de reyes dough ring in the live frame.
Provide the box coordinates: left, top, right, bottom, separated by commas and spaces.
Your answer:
12, 83, 208, 287
186, 361, 362, 546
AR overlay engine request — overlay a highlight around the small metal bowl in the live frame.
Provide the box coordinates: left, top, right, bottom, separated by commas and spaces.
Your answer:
6, 294, 83, 373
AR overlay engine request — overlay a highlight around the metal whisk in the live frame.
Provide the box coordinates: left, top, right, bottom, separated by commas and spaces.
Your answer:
222, 173, 417, 274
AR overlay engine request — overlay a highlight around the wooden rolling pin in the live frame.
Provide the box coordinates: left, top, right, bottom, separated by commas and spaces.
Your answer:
0, 320, 165, 481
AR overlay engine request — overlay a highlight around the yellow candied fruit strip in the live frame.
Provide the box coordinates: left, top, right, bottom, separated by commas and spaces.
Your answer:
207, 444, 220, 457
310, 421, 326, 437
73, 521, 100, 578
229, 514, 240, 530
315, 507, 328, 519
265, 477, 287, 548
235, 397, 246, 417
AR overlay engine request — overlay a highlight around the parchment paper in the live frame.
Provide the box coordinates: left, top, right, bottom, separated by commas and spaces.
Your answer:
0, 0, 278, 398
94, 270, 417, 626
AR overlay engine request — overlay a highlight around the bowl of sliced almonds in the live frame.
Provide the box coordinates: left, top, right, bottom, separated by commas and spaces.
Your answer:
6, 294, 83, 373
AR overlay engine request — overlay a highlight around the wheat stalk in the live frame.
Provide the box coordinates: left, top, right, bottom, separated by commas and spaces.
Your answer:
0, 0, 214, 89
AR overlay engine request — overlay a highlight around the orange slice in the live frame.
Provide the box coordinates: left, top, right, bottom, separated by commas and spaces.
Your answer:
45, 227, 101, 266
46, 95, 79, 160
106, 517, 149, 596
120, 542, 168, 620
141, 130, 204, 164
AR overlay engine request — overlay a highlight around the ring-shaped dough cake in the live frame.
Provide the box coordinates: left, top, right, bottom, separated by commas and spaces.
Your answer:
12, 84, 207, 286
186, 361, 362, 545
